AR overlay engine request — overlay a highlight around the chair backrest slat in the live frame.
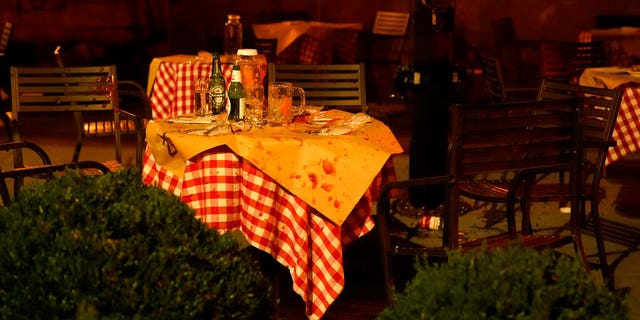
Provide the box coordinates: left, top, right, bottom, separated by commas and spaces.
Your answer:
373, 11, 410, 37
478, 54, 507, 103
537, 78, 623, 178
268, 62, 367, 113
537, 78, 623, 142
449, 99, 579, 177
10, 65, 118, 117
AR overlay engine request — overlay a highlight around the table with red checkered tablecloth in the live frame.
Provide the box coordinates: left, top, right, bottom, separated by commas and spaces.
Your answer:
147, 53, 267, 120
579, 67, 640, 166
252, 21, 362, 64
607, 84, 640, 165
141, 113, 403, 320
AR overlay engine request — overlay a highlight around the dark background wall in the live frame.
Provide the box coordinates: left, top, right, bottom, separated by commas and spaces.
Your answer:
1, 0, 639, 82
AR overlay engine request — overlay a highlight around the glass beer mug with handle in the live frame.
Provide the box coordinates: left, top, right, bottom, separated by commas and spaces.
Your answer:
267, 82, 305, 126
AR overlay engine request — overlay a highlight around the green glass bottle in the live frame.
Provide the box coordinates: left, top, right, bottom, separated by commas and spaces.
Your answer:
227, 65, 245, 121
208, 52, 227, 115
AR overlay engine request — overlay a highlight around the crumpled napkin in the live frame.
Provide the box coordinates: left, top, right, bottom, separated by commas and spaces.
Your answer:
316, 113, 372, 136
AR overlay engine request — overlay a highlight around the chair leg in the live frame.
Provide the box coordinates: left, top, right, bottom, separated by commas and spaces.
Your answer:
1, 111, 12, 141
588, 200, 612, 289
113, 115, 122, 164
135, 120, 145, 169
72, 112, 84, 162
376, 191, 396, 305
520, 197, 533, 235
570, 200, 593, 277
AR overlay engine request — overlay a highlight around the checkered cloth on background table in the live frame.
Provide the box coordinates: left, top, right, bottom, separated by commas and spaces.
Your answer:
607, 84, 640, 166
276, 29, 360, 64
150, 62, 232, 119
142, 146, 397, 319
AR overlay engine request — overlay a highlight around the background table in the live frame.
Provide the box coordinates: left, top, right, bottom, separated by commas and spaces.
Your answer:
579, 67, 640, 166
147, 53, 266, 119
142, 112, 403, 319
252, 21, 362, 64
579, 27, 640, 66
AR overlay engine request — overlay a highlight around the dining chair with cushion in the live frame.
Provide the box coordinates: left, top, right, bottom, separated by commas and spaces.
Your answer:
268, 62, 367, 114
377, 98, 601, 305
478, 53, 539, 102
9, 65, 145, 169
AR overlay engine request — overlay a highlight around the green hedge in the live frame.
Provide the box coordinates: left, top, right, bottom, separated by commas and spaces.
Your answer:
378, 246, 628, 320
0, 168, 272, 319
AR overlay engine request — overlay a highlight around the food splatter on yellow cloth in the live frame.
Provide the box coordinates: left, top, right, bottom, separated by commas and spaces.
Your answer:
147, 110, 403, 225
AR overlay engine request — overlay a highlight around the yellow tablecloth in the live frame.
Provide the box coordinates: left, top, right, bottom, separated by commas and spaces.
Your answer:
579, 67, 640, 89
146, 110, 403, 225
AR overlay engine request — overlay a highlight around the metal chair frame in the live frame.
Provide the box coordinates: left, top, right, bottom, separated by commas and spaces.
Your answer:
479, 53, 539, 102
9, 65, 145, 168
0, 141, 111, 205
378, 99, 592, 306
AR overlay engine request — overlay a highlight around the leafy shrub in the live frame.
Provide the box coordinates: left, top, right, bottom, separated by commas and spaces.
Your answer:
378, 246, 628, 320
0, 168, 272, 319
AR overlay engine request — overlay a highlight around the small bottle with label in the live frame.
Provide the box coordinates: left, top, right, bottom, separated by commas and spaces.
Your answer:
227, 65, 245, 122
208, 52, 226, 115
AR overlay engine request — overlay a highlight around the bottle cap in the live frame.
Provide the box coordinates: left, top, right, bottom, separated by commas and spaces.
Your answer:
237, 49, 258, 56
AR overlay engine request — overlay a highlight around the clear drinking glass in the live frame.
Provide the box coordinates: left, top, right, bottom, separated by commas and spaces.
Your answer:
267, 82, 305, 126
245, 85, 265, 127
193, 78, 210, 117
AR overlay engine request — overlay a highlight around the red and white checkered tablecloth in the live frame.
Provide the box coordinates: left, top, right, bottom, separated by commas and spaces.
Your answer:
142, 145, 397, 320
252, 21, 361, 65
276, 29, 360, 64
607, 84, 640, 166
150, 62, 233, 119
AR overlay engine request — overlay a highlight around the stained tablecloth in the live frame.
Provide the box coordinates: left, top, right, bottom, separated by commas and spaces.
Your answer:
142, 111, 403, 319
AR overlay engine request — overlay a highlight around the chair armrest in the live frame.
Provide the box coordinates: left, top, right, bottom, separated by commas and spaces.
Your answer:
0, 141, 53, 165
0, 160, 111, 205
118, 80, 152, 120
0, 161, 111, 180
